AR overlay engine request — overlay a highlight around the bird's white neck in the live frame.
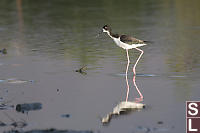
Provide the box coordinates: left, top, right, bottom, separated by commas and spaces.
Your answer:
107, 31, 112, 38
107, 31, 119, 39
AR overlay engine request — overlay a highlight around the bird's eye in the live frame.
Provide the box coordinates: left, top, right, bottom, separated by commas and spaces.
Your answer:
103, 25, 108, 30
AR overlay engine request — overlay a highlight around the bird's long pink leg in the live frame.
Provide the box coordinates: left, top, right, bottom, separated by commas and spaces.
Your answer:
133, 74, 143, 102
133, 48, 143, 75
133, 47, 144, 102
125, 49, 130, 102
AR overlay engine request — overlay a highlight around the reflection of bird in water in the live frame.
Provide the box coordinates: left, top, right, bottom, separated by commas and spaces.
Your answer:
101, 25, 149, 102
101, 101, 145, 124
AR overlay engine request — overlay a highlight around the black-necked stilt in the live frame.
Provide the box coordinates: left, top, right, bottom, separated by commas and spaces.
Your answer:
102, 25, 149, 102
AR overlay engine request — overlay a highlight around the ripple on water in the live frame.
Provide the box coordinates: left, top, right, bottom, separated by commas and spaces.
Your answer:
113, 73, 158, 77
112, 73, 187, 78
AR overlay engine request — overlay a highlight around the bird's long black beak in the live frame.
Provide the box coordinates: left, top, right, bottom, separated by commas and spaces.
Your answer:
96, 30, 103, 38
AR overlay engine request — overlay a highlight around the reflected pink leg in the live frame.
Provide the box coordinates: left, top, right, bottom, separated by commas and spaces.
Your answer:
133, 74, 143, 102
125, 49, 130, 102
133, 47, 144, 102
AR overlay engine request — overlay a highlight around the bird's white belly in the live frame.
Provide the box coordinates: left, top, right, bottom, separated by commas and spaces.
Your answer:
113, 38, 128, 49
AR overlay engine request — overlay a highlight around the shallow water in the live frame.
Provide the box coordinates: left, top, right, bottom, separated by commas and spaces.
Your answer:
0, 0, 200, 133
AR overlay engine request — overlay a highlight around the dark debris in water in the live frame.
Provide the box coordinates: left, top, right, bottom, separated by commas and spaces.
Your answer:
4, 129, 93, 133
75, 66, 87, 75
157, 121, 164, 125
61, 114, 70, 118
16, 103, 42, 114
0, 48, 7, 54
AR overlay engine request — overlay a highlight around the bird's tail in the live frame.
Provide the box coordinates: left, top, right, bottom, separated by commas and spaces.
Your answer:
143, 40, 153, 43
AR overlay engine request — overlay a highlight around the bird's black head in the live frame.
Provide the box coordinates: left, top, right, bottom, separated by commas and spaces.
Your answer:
102, 25, 111, 33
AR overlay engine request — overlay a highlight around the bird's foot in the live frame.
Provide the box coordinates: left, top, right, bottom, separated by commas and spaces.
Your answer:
134, 97, 143, 103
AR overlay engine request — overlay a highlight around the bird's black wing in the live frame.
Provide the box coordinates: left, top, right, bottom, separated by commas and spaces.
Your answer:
120, 35, 144, 44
